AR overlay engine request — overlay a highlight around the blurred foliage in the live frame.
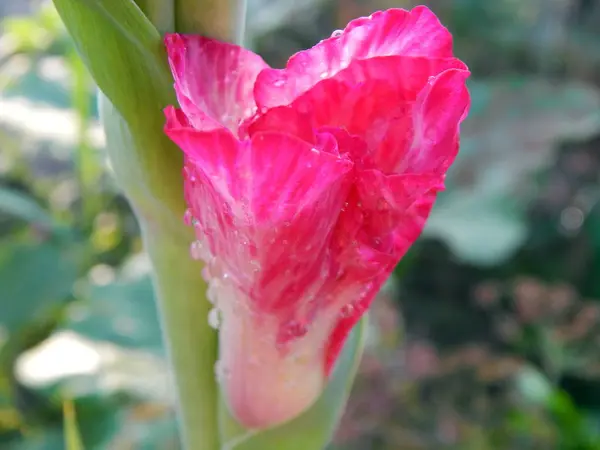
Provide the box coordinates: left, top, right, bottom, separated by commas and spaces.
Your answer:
1, 0, 600, 449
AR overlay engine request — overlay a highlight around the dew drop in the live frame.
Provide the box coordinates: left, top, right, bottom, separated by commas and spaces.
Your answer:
214, 360, 231, 380
273, 79, 285, 87
208, 307, 221, 329
331, 29, 343, 38
249, 259, 261, 273
319, 71, 329, 79
183, 209, 193, 226
208, 256, 222, 278
310, 147, 320, 154
207, 282, 219, 304
282, 320, 308, 339
340, 304, 355, 318
377, 199, 390, 211
190, 241, 205, 260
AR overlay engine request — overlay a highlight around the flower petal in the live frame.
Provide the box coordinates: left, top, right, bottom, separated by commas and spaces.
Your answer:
274, 55, 468, 174
243, 105, 317, 144
324, 181, 441, 373
164, 33, 269, 135
165, 120, 354, 311
392, 67, 471, 174
355, 170, 444, 247
255, 6, 454, 108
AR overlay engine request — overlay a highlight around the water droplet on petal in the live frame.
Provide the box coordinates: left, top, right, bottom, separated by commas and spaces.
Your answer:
281, 320, 308, 339
207, 282, 219, 304
319, 71, 329, 79
340, 304, 356, 318
214, 360, 231, 380
183, 209, 193, 226
331, 29, 343, 38
377, 199, 390, 211
208, 257, 222, 278
249, 259, 261, 274
273, 79, 285, 87
208, 307, 220, 329
190, 241, 205, 260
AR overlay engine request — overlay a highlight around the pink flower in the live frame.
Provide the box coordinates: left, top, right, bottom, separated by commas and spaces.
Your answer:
164, 6, 470, 429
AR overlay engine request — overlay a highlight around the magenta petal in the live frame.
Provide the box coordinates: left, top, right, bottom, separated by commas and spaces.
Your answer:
164, 34, 269, 135
392, 67, 471, 174
324, 175, 442, 373
166, 122, 355, 309
277, 55, 467, 174
244, 106, 317, 144
254, 6, 454, 108
355, 170, 444, 245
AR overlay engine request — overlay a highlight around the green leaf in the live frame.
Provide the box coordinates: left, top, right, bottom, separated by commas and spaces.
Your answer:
0, 240, 80, 334
0, 187, 56, 230
424, 187, 527, 266
6, 427, 66, 450
66, 274, 161, 351
52, 0, 174, 124
219, 318, 367, 450
515, 365, 553, 407
54, 1, 186, 225
7, 397, 125, 450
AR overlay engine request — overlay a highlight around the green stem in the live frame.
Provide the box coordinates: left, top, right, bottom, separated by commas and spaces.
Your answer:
175, 0, 247, 42
141, 221, 219, 450
233, 0, 248, 46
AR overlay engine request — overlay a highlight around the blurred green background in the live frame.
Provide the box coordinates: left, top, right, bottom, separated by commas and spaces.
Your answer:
2, 0, 600, 448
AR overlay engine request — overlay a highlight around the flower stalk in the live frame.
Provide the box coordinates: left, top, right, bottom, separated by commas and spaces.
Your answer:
141, 220, 219, 449
98, 91, 220, 450
52, 0, 246, 448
